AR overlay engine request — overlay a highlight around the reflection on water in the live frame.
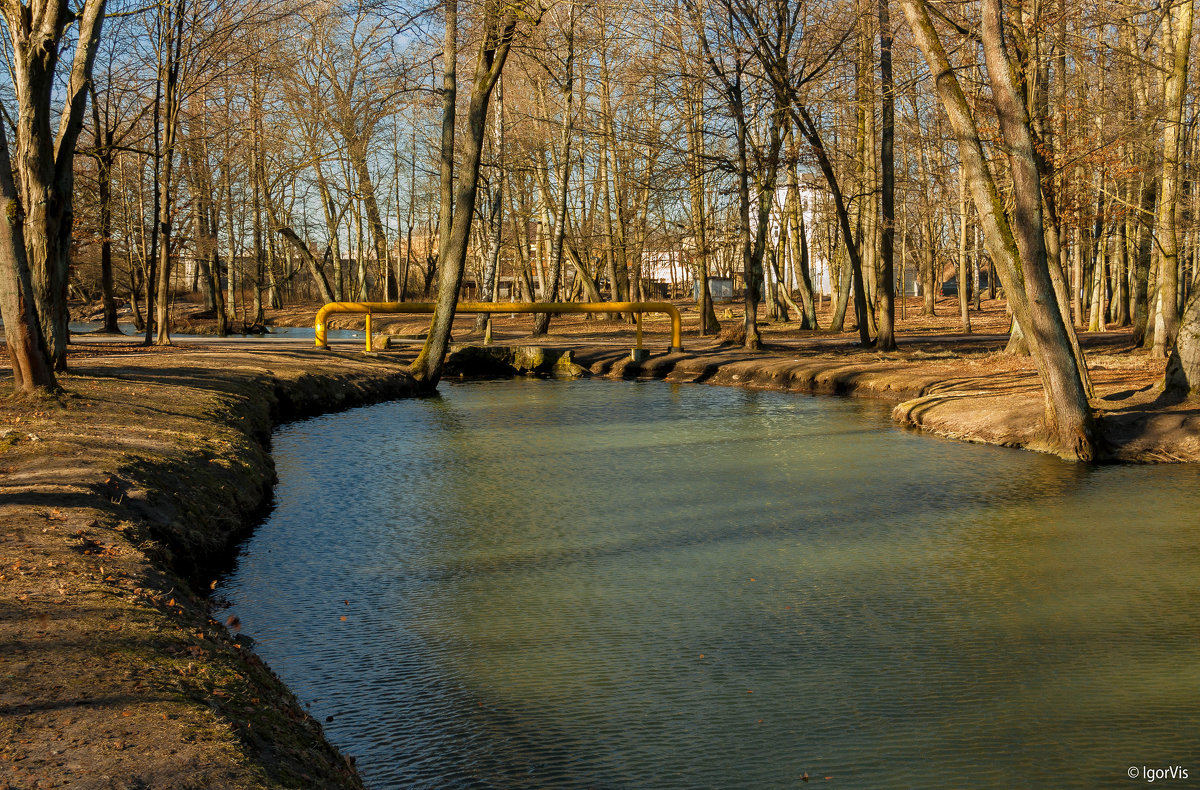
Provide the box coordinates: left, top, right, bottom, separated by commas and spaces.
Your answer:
217, 379, 1200, 789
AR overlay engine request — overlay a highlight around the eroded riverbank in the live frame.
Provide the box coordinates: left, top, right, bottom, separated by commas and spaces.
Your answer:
1, 348, 414, 789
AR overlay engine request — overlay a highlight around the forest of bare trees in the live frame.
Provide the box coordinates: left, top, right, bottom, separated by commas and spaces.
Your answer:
3, 0, 1200, 452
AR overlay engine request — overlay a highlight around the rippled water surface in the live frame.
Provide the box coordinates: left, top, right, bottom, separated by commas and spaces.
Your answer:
217, 379, 1200, 789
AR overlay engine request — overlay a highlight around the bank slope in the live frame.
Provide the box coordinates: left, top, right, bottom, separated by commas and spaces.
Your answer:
1, 348, 413, 789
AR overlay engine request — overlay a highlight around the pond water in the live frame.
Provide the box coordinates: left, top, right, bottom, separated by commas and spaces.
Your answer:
68, 320, 364, 340
216, 379, 1200, 789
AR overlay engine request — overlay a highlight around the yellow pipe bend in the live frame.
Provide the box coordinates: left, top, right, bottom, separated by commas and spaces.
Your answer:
314, 301, 684, 354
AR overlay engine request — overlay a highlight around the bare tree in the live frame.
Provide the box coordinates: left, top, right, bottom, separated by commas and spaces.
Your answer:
901, 0, 1095, 459
1, 0, 107, 370
409, 0, 539, 388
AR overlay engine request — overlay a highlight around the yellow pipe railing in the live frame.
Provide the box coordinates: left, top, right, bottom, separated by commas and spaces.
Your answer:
314, 301, 684, 356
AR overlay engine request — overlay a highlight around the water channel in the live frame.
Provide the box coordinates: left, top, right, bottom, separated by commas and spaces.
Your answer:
217, 378, 1200, 788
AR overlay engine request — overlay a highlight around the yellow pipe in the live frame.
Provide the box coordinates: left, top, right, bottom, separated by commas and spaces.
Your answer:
314, 301, 684, 354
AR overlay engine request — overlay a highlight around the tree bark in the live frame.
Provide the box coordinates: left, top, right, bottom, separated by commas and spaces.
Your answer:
473, 183, 504, 333
956, 170, 971, 332
1152, 0, 1195, 356
686, 69, 718, 333
901, 0, 1095, 459
181, 138, 227, 335
794, 106, 872, 345
1166, 289, 1200, 397
1132, 171, 1156, 344
436, 0, 457, 287
0, 121, 57, 392
153, 0, 184, 346
96, 149, 119, 333
876, 0, 896, 350
785, 163, 818, 328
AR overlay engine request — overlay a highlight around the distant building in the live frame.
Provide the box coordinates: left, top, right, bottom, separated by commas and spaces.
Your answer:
694, 277, 735, 303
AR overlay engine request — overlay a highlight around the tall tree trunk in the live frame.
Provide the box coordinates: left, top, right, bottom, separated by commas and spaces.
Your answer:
686, 73, 718, 333
473, 183, 504, 332
1131, 170, 1156, 344
144, 63, 162, 344
96, 150, 119, 333
436, 0, 457, 293
794, 106, 872, 345
901, 0, 1095, 459
533, 10, 576, 336
409, 6, 523, 389
182, 139, 228, 335
348, 145, 391, 285
744, 115, 785, 345
856, 8, 880, 338
913, 136, 938, 317
829, 226, 852, 330
597, 16, 631, 310
737, 103, 760, 350
5, 0, 107, 370
0, 122, 57, 392
475, 79, 505, 332
1166, 289, 1200, 396
785, 162, 818, 328
153, 0, 184, 346
1153, 0, 1195, 356
956, 170, 972, 332
876, 0, 896, 349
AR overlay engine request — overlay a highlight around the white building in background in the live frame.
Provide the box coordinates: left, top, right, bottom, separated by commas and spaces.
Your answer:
640, 248, 691, 296
638, 167, 923, 301
763, 169, 921, 299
